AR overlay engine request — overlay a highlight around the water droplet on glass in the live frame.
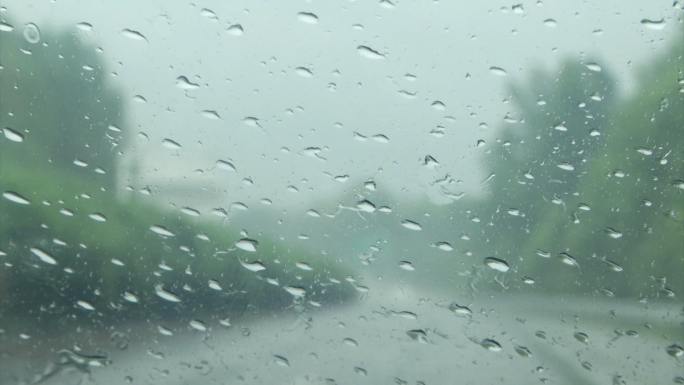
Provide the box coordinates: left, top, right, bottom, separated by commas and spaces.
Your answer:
357, 45, 384, 60
557, 162, 575, 171
558, 253, 579, 268
484, 257, 509, 272
284, 286, 306, 297
181, 207, 200, 217
573, 332, 589, 344
401, 220, 422, 231
406, 329, 428, 343
515, 345, 532, 357
295, 262, 313, 271
356, 200, 376, 213
200, 8, 218, 20
76, 22, 92, 31
89, 213, 107, 222
274, 355, 290, 367
226, 24, 244, 36
122, 292, 139, 303
155, 285, 181, 302
76, 300, 95, 311
641, 18, 666, 30
162, 139, 182, 150
343, 338, 358, 347
0, 22, 14, 32
398, 261, 415, 271
132, 95, 147, 103
120, 28, 148, 42
481, 339, 503, 352
431, 101, 446, 110
585, 63, 602, 72
297, 12, 318, 24
189, 319, 208, 332
434, 242, 454, 251
235, 238, 258, 252
30, 247, 57, 265
201, 110, 221, 120
543, 19, 557, 27
239, 259, 266, 272
3, 191, 30, 204
208, 279, 222, 291
23, 23, 40, 44
605, 228, 623, 239
150, 225, 175, 237
666, 344, 684, 358
295, 67, 313, 77
3, 127, 24, 142
489, 66, 507, 76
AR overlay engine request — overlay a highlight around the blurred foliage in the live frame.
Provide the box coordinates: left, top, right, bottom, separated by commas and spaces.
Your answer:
0, 17, 353, 334
473, 29, 683, 299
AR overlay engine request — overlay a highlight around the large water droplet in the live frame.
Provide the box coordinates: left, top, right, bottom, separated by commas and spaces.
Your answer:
30, 247, 57, 265
401, 220, 422, 231
297, 12, 318, 24
120, 28, 148, 42
150, 225, 175, 237
155, 285, 181, 302
484, 257, 510, 272
235, 238, 258, 252
641, 18, 666, 30
489, 66, 507, 76
23, 23, 40, 44
3, 191, 30, 204
357, 45, 384, 60
3, 127, 24, 142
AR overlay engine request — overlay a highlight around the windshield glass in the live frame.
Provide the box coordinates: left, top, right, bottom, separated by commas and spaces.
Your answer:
1, 1, 683, 384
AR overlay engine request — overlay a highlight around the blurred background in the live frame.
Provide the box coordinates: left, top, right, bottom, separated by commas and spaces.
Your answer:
1, 1, 682, 384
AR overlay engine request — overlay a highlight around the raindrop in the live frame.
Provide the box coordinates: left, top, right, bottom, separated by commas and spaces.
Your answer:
239, 259, 266, 272
181, 207, 200, 216
306, 209, 320, 217
284, 286, 306, 297
424, 155, 439, 167
226, 24, 244, 36
23, 23, 41, 44
372, 134, 389, 143
666, 344, 683, 358
297, 12, 318, 24
449, 303, 472, 316
3, 127, 24, 142
3, 191, 30, 204
406, 329, 428, 343
543, 19, 557, 27
76, 300, 95, 311
398, 90, 417, 98
605, 228, 623, 239
189, 320, 208, 332
274, 355, 290, 367
111, 258, 125, 266
357, 200, 376, 213
215, 159, 237, 172
398, 261, 415, 271
573, 332, 589, 344
176, 76, 199, 89
162, 139, 182, 150
295, 67, 313, 77
582, 361, 593, 371
155, 285, 181, 302
557, 162, 575, 171
481, 339, 503, 352
120, 28, 148, 42
150, 225, 175, 237
89, 213, 107, 222
515, 345, 532, 357
431, 101, 446, 110
296, 262, 313, 271
558, 253, 579, 268
0, 22, 14, 32
208, 280, 222, 291
641, 18, 666, 30
123, 292, 139, 303
484, 257, 509, 272
201, 110, 221, 120
489, 66, 507, 76
585, 63, 602, 72
235, 238, 258, 252
30, 247, 57, 265
434, 242, 453, 251
76, 22, 93, 31
401, 220, 422, 231
200, 8, 218, 20
357, 45, 384, 60
636, 147, 653, 155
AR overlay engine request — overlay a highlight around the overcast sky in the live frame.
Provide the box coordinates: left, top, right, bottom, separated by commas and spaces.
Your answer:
2, 0, 680, 212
